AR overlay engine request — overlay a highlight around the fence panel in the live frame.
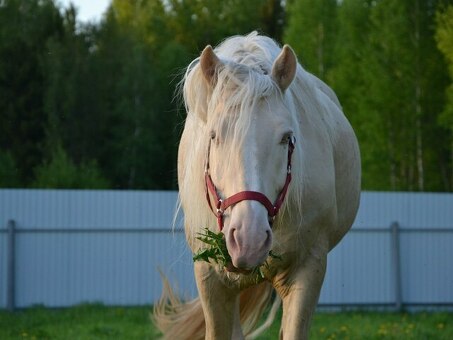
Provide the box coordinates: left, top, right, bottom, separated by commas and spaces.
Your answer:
399, 230, 453, 305
320, 230, 394, 306
1, 189, 452, 310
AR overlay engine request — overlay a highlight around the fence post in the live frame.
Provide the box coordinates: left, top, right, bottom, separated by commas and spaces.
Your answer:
7, 219, 16, 312
391, 221, 403, 312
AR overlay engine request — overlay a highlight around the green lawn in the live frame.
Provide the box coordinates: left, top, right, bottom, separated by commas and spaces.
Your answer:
0, 304, 452, 339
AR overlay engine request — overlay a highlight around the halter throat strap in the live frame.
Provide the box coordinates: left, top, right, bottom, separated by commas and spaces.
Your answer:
204, 137, 295, 231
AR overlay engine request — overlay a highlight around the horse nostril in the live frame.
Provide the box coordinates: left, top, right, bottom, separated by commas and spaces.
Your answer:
264, 229, 272, 248
227, 227, 240, 251
268, 216, 275, 227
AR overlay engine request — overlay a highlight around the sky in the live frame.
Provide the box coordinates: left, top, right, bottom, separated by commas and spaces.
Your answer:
58, 0, 111, 22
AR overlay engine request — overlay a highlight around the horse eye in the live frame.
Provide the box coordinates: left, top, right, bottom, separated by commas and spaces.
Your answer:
210, 131, 216, 140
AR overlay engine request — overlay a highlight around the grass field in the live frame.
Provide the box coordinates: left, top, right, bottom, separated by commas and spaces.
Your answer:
0, 304, 452, 339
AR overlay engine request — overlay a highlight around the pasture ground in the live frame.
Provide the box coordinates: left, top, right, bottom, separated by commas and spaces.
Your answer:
0, 304, 452, 339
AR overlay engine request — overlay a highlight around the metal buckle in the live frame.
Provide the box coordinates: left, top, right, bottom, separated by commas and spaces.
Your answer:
216, 199, 223, 215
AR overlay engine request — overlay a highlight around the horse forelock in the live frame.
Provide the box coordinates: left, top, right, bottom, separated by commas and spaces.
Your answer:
183, 33, 283, 156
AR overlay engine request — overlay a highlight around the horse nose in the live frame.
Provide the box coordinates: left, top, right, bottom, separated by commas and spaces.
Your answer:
226, 224, 272, 270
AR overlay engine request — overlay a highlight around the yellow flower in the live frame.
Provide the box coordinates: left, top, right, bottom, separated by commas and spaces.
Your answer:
377, 325, 388, 336
320, 327, 326, 333
378, 329, 388, 336
437, 323, 445, 330
340, 325, 348, 332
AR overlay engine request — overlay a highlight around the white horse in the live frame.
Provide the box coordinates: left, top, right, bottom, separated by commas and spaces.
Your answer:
154, 32, 361, 339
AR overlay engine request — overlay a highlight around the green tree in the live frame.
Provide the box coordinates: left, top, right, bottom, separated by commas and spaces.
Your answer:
0, 150, 20, 187
165, 0, 285, 49
1, 0, 290, 190
43, 0, 182, 189
284, 0, 338, 80
329, 0, 386, 189
33, 144, 109, 189
330, 0, 451, 191
2, 0, 451, 192
0, 0, 64, 185
363, 0, 449, 191
95, 0, 182, 189
436, 4, 453, 189
44, 6, 107, 166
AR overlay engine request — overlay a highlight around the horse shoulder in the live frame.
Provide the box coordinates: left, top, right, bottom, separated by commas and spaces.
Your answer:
300, 82, 360, 250
325, 100, 361, 250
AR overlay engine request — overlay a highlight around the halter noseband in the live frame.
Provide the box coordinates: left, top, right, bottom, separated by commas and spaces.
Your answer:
204, 136, 295, 231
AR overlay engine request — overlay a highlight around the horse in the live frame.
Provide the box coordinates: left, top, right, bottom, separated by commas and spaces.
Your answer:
154, 32, 361, 339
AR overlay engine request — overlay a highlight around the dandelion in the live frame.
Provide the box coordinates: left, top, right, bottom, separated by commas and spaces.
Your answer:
193, 228, 282, 280
437, 323, 445, 330
340, 325, 348, 332
377, 328, 387, 336
320, 327, 326, 333
378, 324, 388, 336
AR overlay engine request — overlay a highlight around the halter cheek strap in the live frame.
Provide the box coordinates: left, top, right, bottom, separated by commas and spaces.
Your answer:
204, 137, 295, 231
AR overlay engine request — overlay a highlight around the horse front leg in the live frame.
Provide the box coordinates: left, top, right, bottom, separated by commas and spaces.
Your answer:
194, 261, 243, 340
276, 248, 327, 340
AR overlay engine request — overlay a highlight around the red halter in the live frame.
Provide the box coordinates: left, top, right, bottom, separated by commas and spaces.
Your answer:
204, 137, 295, 231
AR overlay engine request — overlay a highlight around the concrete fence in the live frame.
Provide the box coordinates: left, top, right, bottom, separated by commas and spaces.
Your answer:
1, 189, 452, 311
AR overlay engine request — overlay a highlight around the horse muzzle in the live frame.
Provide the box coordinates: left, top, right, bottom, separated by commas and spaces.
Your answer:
223, 212, 273, 271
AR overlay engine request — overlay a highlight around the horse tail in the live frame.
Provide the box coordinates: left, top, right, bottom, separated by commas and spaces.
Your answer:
241, 281, 280, 339
153, 275, 279, 339
153, 273, 205, 340
246, 290, 281, 339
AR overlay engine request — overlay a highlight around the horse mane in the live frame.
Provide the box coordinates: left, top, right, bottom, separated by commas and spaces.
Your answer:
179, 31, 339, 239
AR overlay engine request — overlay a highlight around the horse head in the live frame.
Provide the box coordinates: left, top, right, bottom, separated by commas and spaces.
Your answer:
199, 44, 298, 271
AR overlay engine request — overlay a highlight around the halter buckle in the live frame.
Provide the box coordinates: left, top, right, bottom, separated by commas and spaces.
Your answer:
216, 199, 223, 215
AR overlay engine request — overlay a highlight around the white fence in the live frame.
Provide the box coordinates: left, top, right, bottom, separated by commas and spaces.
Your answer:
1, 189, 452, 311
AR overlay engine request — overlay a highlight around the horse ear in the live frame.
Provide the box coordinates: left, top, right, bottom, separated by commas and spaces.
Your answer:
200, 45, 222, 85
271, 45, 297, 91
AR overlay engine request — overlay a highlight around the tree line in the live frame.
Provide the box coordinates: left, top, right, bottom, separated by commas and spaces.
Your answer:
0, 0, 452, 191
